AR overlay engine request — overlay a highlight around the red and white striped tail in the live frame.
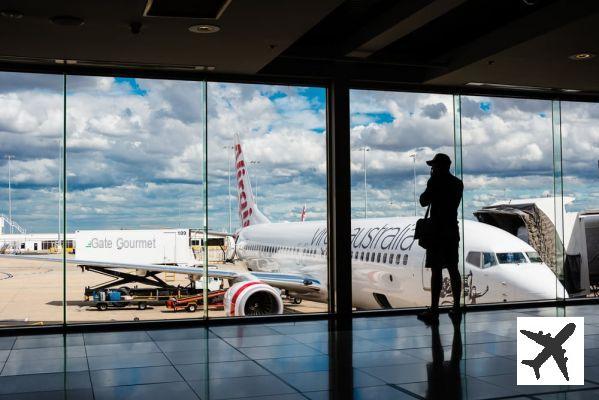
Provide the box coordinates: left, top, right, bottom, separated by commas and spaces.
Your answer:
234, 134, 270, 228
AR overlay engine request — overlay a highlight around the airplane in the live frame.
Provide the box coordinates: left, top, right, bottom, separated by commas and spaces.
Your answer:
0, 134, 568, 316
520, 322, 576, 380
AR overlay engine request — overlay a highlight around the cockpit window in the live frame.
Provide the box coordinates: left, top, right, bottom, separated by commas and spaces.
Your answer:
526, 252, 543, 263
482, 252, 497, 268
466, 252, 481, 267
496, 252, 527, 264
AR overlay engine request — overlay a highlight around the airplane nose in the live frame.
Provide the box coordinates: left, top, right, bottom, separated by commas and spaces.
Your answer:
516, 264, 569, 301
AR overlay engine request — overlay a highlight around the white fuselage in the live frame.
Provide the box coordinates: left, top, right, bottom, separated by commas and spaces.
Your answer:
236, 217, 567, 309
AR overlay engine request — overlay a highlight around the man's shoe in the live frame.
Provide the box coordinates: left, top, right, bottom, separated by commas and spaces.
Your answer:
417, 309, 439, 325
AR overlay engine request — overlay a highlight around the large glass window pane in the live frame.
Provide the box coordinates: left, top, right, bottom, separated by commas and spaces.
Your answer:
66, 76, 206, 323
0, 71, 64, 327
207, 83, 328, 317
561, 101, 599, 300
460, 96, 564, 304
350, 89, 456, 310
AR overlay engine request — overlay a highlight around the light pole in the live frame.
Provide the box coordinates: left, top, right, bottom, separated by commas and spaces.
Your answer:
223, 144, 234, 233
409, 153, 417, 216
362, 147, 370, 219
249, 160, 261, 207
5, 155, 13, 234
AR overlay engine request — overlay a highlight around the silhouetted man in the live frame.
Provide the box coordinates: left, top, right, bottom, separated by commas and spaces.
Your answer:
417, 153, 463, 325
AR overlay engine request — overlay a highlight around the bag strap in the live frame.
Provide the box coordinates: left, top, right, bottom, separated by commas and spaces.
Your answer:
424, 205, 431, 219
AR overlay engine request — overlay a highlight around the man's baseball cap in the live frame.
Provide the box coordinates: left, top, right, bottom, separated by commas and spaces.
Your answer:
426, 153, 452, 166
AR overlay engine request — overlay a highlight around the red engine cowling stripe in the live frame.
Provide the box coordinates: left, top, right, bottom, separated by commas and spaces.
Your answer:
230, 281, 261, 316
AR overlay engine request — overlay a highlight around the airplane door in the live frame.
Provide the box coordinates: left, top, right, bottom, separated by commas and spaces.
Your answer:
421, 254, 431, 291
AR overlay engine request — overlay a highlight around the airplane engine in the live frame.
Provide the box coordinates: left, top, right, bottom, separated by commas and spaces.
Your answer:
224, 281, 284, 316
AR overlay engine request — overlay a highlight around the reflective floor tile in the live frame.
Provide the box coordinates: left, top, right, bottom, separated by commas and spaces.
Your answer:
0, 371, 91, 394
90, 365, 182, 387
239, 343, 322, 360
84, 331, 152, 345
8, 346, 86, 361
155, 339, 209, 352
268, 324, 329, 335
176, 360, 269, 380
353, 385, 419, 400
0, 388, 95, 400
0, 350, 9, 362
400, 376, 517, 399
1, 356, 88, 376
536, 389, 599, 399
165, 347, 248, 365
12, 335, 84, 349
359, 363, 429, 384
87, 352, 170, 370
463, 356, 515, 377
85, 341, 161, 357
209, 325, 280, 338
224, 334, 300, 348
146, 328, 211, 341
0, 338, 14, 350
476, 373, 591, 396
93, 381, 199, 400
278, 369, 383, 392
256, 355, 330, 373
188, 374, 298, 399
353, 350, 424, 368
238, 394, 306, 400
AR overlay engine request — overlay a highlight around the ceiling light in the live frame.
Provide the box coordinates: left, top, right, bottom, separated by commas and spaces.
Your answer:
206, 66, 215, 71
569, 53, 595, 61
50, 15, 84, 26
188, 24, 220, 34
1, 10, 23, 19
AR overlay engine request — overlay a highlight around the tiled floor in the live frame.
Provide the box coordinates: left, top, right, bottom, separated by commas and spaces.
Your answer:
1, 305, 599, 399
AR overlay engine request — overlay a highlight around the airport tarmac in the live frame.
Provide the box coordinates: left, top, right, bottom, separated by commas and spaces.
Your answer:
0, 256, 327, 327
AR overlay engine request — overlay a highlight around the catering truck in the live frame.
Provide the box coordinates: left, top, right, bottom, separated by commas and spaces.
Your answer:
74, 228, 197, 265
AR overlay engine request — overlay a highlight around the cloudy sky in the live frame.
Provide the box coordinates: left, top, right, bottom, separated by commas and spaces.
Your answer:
0, 71, 596, 234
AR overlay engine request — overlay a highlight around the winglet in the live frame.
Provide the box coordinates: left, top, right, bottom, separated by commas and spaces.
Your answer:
521, 359, 541, 379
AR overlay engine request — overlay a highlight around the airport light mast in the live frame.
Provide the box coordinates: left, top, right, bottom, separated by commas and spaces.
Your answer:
249, 160, 261, 207
351, 147, 370, 219
223, 144, 234, 233
5, 155, 13, 234
410, 153, 416, 216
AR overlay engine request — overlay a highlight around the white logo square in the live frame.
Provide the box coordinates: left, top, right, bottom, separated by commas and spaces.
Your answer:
517, 317, 584, 385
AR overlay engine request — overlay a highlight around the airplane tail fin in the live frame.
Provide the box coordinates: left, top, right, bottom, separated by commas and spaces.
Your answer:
521, 359, 541, 380
233, 134, 270, 228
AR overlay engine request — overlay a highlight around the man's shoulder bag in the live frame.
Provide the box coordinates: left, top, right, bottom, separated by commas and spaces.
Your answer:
414, 205, 434, 249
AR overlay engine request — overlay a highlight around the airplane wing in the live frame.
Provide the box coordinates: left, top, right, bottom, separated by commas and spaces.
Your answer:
552, 348, 569, 381
0, 255, 322, 294
520, 330, 555, 347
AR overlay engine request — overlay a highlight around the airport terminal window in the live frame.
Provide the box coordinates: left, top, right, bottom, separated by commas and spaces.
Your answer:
65, 76, 207, 323
0, 71, 64, 327
207, 82, 328, 317
460, 95, 561, 304
350, 90, 455, 310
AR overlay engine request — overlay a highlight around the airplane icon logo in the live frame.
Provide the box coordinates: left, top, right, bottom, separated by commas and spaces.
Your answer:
517, 317, 584, 385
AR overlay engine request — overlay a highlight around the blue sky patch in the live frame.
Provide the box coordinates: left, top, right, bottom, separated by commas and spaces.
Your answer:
115, 77, 147, 96
479, 101, 491, 113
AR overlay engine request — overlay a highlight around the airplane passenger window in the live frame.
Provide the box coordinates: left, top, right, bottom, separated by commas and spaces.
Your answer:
466, 252, 482, 267
389, 254, 393, 264
382, 254, 387, 263
496, 252, 527, 264
377, 253, 381, 263
371, 253, 376, 262
360, 252, 364, 261
403, 254, 408, 265
365, 252, 370, 261
396, 254, 401, 265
